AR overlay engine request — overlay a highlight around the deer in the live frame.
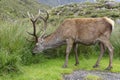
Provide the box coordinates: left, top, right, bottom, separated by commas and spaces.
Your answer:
27, 10, 114, 70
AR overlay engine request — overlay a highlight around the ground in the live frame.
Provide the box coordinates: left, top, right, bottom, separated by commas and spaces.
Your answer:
64, 70, 120, 80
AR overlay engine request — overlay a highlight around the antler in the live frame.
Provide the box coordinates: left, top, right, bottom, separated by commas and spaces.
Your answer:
27, 11, 40, 43
39, 10, 49, 38
27, 9, 49, 42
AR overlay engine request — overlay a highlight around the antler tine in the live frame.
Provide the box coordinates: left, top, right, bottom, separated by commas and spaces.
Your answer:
31, 14, 35, 20
27, 11, 39, 22
44, 10, 49, 22
27, 11, 32, 19
39, 9, 41, 15
33, 10, 40, 22
27, 9, 49, 41
27, 11, 41, 43
40, 9, 49, 22
39, 9, 49, 38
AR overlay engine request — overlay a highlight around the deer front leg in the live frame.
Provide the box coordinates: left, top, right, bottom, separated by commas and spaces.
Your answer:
93, 43, 105, 68
73, 43, 79, 66
63, 39, 74, 68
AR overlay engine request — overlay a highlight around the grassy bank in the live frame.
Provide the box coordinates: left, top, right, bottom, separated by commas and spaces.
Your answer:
0, 56, 120, 80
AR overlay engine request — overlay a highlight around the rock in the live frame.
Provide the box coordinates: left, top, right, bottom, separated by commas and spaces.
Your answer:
63, 70, 120, 80
105, 1, 117, 9
116, 19, 120, 24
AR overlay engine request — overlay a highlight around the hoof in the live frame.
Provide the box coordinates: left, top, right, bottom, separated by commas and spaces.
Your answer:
93, 64, 99, 68
75, 62, 79, 66
105, 66, 113, 70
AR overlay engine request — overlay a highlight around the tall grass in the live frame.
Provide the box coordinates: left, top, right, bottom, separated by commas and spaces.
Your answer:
0, 20, 36, 74
0, 20, 26, 73
111, 23, 120, 58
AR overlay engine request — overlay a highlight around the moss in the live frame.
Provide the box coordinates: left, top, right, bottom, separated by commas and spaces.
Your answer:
84, 74, 103, 80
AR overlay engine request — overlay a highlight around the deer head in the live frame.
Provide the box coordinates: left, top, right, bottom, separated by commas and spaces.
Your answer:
27, 10, 49, 54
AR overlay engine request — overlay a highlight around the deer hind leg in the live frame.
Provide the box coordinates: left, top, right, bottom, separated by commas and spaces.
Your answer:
63, 38, 74, 68
98, 37, 114, 70
73, 43, 79, 66
93, 42, 106, 68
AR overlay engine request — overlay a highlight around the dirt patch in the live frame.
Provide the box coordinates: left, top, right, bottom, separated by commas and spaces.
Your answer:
63, 70, 120, 80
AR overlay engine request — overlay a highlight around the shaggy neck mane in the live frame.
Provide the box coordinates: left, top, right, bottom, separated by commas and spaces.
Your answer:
44, 32, 65, 48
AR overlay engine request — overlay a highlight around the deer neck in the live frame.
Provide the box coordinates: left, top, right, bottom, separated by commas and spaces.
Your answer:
44, 33, 65, 49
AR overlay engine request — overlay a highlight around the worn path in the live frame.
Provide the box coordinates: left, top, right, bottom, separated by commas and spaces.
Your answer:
63, 70, 120, 80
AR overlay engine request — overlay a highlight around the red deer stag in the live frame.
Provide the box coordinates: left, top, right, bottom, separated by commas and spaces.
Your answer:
27, 10, 114, 70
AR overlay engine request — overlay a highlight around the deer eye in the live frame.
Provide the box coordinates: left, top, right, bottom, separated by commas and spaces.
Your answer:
40, 39, 44, 44
40, 41, 43, 45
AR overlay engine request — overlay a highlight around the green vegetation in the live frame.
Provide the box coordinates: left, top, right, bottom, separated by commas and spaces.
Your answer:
0, 1, 120, 80
0, 20, 29, 73
0, 0, 50, 21
51, 2, 120, 19
0, 57, 120, 80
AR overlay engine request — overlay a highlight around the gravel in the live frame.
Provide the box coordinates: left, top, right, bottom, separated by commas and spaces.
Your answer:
63, 70, 120, 80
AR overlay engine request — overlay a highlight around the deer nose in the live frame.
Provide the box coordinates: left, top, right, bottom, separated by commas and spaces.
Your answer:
32, 49, 36, 53
32, 48, 37, 56
32, 52, 36, 56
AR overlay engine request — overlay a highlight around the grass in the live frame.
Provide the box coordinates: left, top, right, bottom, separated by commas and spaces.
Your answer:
51, 2, 120, 20
84, 74, 102, 80
0, 56, 120, 80
0, 0, 50, 21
